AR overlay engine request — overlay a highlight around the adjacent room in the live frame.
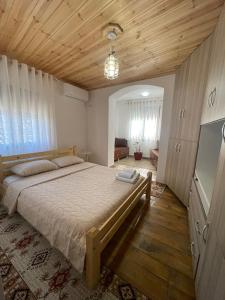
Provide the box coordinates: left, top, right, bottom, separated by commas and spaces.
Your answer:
109, 84, 164, 180
0, 1, 225, 300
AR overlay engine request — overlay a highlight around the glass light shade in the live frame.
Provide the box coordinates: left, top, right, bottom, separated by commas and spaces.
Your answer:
104, 51, 119, 80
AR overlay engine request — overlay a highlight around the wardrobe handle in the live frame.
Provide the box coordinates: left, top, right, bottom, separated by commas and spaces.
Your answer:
211, 87, 216, 107
208, 91, 212, 107
191, 242, 195, 257
202, 224, 209, 243
222, 122, 225, 142
182, 109, 185, 118
179, 109, 182, 119
178, 143, 181, 152
195, 221, 201, 234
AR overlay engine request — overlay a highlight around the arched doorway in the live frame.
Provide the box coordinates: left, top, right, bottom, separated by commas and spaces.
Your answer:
108, 84, 164, 181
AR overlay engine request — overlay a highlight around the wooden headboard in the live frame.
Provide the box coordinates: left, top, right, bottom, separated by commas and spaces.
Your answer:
0, 146, 77, 183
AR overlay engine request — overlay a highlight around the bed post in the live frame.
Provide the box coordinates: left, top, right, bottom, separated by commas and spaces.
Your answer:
86, 227, 100, 289
72, 146, 77, 156
146, 172, 152, 203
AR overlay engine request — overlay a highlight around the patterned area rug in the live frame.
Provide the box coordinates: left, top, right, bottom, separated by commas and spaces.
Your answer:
151, 182, 166, 198
0, 206, 150, 300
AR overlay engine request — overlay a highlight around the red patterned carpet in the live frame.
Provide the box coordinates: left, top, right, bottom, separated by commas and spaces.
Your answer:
0, 206, 151, 300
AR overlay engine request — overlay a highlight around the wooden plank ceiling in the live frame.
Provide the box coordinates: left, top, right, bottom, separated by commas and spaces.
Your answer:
0, 0, 224, 90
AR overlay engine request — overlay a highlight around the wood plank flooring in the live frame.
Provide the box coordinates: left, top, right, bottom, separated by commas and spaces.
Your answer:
102, 188, 195, 300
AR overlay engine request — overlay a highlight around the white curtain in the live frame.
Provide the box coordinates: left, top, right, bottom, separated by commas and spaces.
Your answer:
0, 55, 57, 155
128, 98, 162, 157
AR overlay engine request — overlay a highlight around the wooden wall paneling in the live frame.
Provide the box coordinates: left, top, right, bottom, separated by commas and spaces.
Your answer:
0, 0, 223, 89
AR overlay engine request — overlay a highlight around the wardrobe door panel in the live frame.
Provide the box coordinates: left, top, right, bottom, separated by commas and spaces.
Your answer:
165, 138, 179, 192
201, 7, 225, 124
197, 229, 225, 300
175, 141, 197, 206
208, 137, 225, 258
182, 37, 211, 141
170, 61, 190, 140
188, 205, 200, 276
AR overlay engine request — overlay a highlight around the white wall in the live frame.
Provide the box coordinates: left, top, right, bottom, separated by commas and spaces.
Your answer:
55, 81, 87, 153
87, 74, 175, 183
115, 101, 129, 138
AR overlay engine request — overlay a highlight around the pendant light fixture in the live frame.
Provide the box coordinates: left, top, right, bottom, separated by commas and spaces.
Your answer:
103, 23, 123, 80
104, 47, 119, 80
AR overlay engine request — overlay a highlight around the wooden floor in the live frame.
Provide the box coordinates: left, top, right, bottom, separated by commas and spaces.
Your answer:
102, 188, 195, 300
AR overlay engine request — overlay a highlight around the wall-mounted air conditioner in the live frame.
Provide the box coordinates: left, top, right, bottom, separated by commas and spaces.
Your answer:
63, 83, 89, 102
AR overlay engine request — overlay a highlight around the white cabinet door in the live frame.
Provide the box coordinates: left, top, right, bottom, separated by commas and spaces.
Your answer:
197, 119, 225, 299
175, 140, 198, 206
197, 229, 225, 300
182, 37, 211, 141
170, 37, 210, 143
170, 61, 190, 140
189, 179, 207, 251
201, 6, 225, 124
208, 135, 225, 258
188, 206, 200, 276
165, 138, 179, 192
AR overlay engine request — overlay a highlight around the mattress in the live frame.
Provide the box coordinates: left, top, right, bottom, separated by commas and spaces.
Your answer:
3, 162, 141, 272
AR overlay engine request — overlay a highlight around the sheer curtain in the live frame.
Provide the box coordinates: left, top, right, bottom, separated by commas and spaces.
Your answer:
128, 98, 162, 157
0, 55, 57, 155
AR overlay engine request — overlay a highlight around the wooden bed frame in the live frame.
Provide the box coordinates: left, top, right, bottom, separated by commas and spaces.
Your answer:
0, 146, 152, 289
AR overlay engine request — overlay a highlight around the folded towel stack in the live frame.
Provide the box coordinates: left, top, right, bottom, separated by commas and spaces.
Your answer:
116, 168, 140, 183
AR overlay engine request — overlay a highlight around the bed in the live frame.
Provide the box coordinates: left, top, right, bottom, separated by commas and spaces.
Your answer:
0, 146, 152, 289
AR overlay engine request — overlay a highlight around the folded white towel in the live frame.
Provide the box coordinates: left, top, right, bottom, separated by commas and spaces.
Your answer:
116, 172, 140, 184
117, 168, 136, 179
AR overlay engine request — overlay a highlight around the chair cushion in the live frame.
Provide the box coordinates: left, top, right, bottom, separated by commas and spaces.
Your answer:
115, 138, 128, 147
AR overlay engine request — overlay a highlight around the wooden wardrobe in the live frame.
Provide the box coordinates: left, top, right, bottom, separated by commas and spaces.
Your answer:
166, 3, 225, 299
166, 36, 211, 207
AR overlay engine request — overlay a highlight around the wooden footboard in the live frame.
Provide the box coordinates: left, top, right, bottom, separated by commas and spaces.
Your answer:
86, 171, 152, 289
0, 147, 152, 289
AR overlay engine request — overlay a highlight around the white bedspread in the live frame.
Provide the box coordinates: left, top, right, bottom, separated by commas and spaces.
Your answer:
3, 162, 141, 272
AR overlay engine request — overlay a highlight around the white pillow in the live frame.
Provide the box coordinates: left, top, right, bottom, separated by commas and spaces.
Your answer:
3, 175, 21, 187
52, 155, 84, 167
11, 159, 58, 177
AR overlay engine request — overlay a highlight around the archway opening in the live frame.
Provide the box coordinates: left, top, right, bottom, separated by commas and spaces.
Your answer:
108, 84, 164, 181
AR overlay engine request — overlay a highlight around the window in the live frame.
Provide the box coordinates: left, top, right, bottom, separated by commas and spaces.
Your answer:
0, 56, 57, 155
